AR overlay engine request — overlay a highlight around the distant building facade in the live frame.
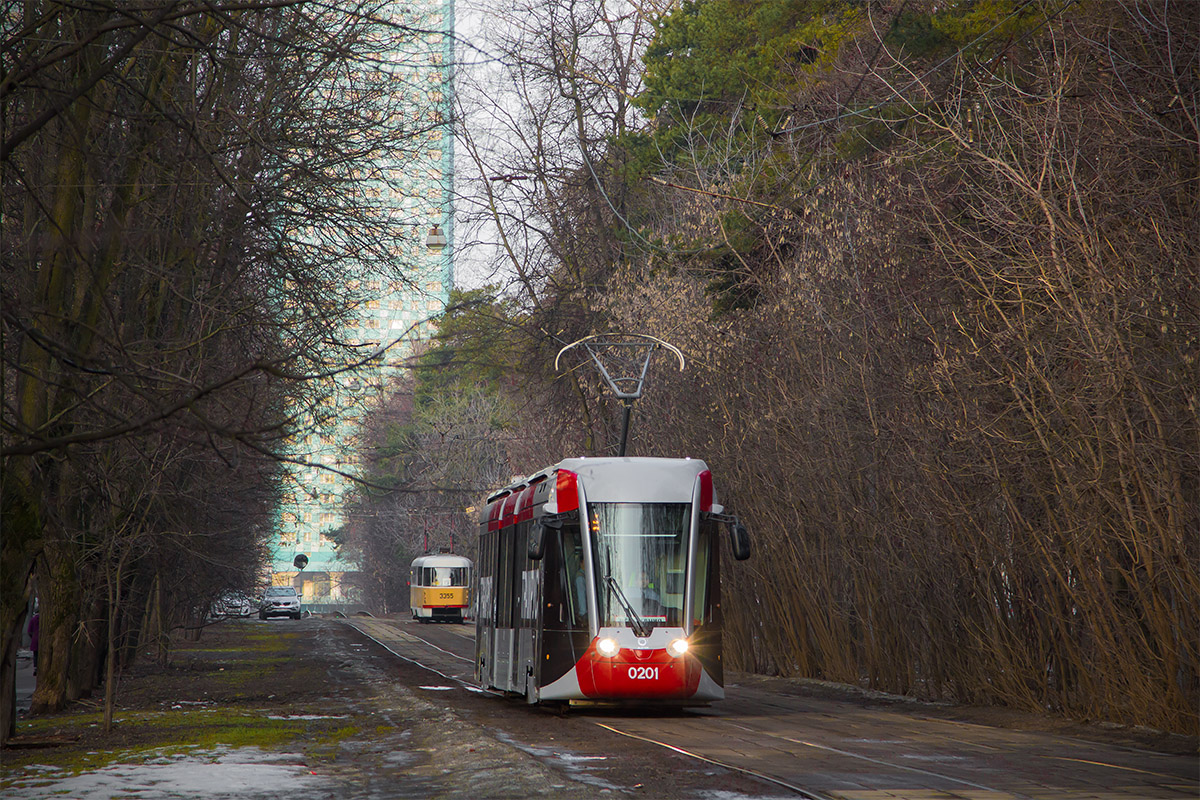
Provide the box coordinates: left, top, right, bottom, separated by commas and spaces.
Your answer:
270, 0, 454, 603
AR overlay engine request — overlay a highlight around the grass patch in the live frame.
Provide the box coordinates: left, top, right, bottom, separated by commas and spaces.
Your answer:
0, 711, 311, 780
1, 620, 358, 784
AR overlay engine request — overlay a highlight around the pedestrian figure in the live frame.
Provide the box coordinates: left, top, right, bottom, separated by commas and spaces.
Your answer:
27, 611, 39, 675
636, 571, 660, 613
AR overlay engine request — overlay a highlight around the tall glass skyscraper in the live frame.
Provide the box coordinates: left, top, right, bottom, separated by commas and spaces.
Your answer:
270, 0, 455, 605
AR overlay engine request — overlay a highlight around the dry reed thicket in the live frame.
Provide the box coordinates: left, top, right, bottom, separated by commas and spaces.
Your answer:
607, 3, 1198, 735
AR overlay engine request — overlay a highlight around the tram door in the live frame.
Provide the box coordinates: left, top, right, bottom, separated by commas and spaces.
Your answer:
494, 521, 515, 690
514, 517, 541, 699
475, 516, 496, 688
479, 481, 548, 698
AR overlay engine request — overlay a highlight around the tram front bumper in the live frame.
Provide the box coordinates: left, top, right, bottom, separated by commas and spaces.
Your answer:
576, 631, 702, 699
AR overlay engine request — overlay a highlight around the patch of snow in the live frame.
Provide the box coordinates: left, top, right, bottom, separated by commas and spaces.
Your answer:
4, 746, 338, 799
265, 714, 349, 720
696, 792, 797, 800
381, 750, 417, 768
491, 730, 621, 791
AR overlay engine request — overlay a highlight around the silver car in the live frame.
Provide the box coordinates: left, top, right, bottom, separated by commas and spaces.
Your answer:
213, 592, 254, 618
259, 586, 302, 620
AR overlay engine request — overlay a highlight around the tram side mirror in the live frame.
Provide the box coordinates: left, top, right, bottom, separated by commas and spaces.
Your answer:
730, 522, 751, 561
528, 510, 575, 560
703, 511, 751, 561
528, 521, 547, 561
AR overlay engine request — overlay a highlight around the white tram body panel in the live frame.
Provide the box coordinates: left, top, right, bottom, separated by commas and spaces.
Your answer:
475, 457, 745, 705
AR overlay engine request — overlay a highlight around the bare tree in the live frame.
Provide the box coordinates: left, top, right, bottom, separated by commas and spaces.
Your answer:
339, 371, 513, 611
1, 1, 444, 741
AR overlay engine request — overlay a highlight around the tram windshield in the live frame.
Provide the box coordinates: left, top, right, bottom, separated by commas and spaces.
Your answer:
589, 502, 689, 630
418, 566, 469, 587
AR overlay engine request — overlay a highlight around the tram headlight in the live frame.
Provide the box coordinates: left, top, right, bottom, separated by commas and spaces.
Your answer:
596, 637, 619, 657
668, 638, 689, 657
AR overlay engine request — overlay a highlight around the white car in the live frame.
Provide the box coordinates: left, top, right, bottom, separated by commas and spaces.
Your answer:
258, 587, 302, 620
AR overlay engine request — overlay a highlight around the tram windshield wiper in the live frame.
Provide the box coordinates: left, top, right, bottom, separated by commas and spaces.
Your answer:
605, 575, 650, 638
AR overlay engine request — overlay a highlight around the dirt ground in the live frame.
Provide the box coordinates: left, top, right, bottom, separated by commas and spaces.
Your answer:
1, 617, 790, 799
3, 616, 1194, 799
735, 671, 1199, 758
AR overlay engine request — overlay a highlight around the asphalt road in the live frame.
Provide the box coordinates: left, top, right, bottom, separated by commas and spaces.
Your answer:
346, 616, 1199, 800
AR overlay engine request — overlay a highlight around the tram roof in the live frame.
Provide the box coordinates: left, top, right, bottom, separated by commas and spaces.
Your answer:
410, 553, 473, 568
490, 457, 712, 504
562, 457, 710, 502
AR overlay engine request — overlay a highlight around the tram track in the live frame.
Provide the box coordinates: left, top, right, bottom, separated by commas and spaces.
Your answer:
719, 719, 1017, 799
343, 617, 1199, 800
356, 621, 838, 800
390, 627, 475, 665
593, 721, 831, 799
345, 617, 823, 796
344, 618, 479, 688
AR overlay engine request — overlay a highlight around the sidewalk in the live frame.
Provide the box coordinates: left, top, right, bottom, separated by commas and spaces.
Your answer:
14, 648, 34, 718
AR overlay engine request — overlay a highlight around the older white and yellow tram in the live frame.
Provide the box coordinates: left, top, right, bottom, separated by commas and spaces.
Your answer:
475, 457, 750, 705
409, 552, 472, 623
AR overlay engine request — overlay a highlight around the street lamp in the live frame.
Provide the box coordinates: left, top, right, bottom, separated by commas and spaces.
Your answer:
425, 224, 447, 252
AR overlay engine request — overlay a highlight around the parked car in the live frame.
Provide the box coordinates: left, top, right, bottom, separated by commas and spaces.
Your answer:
212, 592, 254, 618
259, 586, 302, 620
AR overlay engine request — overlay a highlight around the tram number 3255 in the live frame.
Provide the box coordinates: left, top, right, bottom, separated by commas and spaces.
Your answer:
628, 666, 659, 680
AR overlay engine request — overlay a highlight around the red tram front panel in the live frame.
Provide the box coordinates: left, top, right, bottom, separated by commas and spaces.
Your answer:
576, 638, 700, 699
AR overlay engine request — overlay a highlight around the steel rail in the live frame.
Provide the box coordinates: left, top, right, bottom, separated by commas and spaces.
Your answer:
347, 621, 477, 689
393, 627, 475, 664
591, 720, 832, 800
725, 719, 1024, 799
346, 620, 830, 795
338, 623, 1080, 800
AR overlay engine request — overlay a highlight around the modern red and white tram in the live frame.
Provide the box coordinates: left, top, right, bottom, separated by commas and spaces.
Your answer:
475, 457, 750, 705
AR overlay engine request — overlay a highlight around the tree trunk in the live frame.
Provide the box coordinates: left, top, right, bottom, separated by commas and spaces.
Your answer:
156, 575, 169, 667
30, 542, 82, 713
103, 549, 129, 733
0, 488, 40, 745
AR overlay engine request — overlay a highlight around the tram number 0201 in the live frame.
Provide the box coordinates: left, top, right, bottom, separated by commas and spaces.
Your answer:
627, 666, 659, 680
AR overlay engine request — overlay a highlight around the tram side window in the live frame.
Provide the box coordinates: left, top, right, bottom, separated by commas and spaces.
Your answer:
693, 520, 718, 626
479, 528, 496, 625
497, 529, 514, 628
560, 528, 587, 626
514, 520, 531, 624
